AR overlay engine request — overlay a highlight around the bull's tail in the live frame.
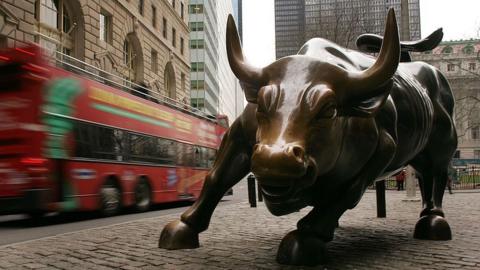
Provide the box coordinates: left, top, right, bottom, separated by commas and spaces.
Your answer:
356, 28, 443, 62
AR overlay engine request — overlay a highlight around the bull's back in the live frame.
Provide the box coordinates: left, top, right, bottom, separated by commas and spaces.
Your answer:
386, 62, 450, 168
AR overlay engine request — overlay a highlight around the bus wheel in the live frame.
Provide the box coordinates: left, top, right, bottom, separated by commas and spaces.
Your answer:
135, 179, 151, 212
100, 182, 121, 216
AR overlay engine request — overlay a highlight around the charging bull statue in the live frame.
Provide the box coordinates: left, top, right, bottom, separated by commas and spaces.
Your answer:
159, 9, 457, 266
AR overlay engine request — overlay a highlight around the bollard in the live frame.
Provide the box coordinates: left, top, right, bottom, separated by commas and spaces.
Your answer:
257, 181, 263, 202
247, 174, 257, 207
375, 180, 386, 218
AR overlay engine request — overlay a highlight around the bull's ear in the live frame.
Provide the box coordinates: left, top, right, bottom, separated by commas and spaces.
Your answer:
337, 79, 392, 117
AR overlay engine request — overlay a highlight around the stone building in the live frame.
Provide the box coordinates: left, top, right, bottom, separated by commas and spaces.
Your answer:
0, 0, 190, 102
413, 39, 480, 161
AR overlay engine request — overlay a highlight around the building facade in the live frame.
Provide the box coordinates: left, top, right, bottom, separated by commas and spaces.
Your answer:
274, 0, 305, 59
189, 0, 243, 121
275, 0, 421, 59
189, 0, 219, 115
413, 40, 480, 161
0, 0, 190, 102
217, 0, 244, 121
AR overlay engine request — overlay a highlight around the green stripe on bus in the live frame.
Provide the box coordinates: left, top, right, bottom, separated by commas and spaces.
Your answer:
92, 103, 172, 129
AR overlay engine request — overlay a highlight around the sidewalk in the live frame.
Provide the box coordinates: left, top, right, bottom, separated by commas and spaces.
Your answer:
0, 191, 479, 270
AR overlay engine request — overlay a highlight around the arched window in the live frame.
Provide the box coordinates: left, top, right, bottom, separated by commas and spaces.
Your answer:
34, 0, 84, 60
441, 46, 453, 54
122, 33, 144, 84
463, 45, 474, 54
123, 39, 135, 82
164, 62, 176, 99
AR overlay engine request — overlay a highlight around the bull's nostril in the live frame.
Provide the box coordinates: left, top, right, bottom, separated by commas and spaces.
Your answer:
291, 146, 305, 159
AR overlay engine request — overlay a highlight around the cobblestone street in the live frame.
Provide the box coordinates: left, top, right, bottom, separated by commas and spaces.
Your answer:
0, 190, 479, 269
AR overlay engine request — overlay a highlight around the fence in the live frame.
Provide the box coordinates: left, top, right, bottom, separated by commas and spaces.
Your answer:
369, 166, 480, 190
453, 166, 480, 190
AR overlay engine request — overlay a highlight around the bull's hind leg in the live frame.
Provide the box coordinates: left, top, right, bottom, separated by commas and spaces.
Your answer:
159, 119, 252, 249
411, 120, 456, 240
412, 160, 452, 240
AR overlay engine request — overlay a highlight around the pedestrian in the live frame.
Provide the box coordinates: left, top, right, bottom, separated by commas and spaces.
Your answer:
395, 169, 405, 191
447, 177, 453, 194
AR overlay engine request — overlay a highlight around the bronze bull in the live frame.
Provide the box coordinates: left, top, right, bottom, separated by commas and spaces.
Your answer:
159, 9, 457, 266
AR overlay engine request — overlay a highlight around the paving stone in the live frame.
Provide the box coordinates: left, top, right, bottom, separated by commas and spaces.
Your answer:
0, 191, 479, 269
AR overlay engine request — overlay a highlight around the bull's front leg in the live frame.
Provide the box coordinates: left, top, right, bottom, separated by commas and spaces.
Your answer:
159, 119, 252, 249
276, 129, 396, 266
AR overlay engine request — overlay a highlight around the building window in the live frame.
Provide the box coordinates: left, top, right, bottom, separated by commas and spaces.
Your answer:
162, 17, 167, 39
138, 0, 144, 16
0, 35, 7, 49
172, 28, 176, 47
151, 49, 158, 73
190, 39, 204, 49
447, 64, 455, 72
123, 39, 135, 81
474, 150, 480, 159
34, 0, 40, 20
181, 2, 184, 19
165, 62, 176, 99
463, 45, 474, 54
472, 126, 480, 140
180, 37, 184, 55
442, 46, 453, 54
152, 5, 157, 28
36, 0, 75, 56
191, 98, 204, 110
189, 4, 204, 14
99, 10, 112, 44
191, 80, 205, 90
191, 62, 205, 72
469, 62, 476, 71
172, 0, 176, 9
181, 73, 185, 96
189, 22, 204, 31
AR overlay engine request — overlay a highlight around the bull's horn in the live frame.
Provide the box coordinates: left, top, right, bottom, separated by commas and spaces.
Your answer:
346, 9, 400, 99
226, 14, 265, 86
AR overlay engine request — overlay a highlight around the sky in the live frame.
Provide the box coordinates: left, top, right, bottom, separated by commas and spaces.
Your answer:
242, 0, 480, 68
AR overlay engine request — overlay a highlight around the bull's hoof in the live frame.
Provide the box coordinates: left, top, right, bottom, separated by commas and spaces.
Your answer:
158, 220, 199, 249
276, 230, 327, 266
414, 215, 452, 240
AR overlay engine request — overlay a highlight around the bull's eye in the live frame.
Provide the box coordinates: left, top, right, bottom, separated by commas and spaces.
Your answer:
316, 102, 337, 119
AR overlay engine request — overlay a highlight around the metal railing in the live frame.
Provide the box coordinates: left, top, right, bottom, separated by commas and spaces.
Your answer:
368, 167, 480, 191
36, 41, 217, 123
452, 167, 480, 190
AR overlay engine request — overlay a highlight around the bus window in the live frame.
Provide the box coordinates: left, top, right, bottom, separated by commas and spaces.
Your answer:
183, 144, 194, 167
113, 130, 125, 161
207, 148, 216, 168
74, 121, 117, 160
157, 138, 175, 165
129, 133, 156, 163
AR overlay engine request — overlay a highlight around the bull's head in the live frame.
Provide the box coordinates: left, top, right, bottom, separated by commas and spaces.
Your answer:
227, 10, 400, 207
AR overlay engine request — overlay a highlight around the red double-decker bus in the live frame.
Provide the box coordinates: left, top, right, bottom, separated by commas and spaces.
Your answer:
0, 45, 228, 217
